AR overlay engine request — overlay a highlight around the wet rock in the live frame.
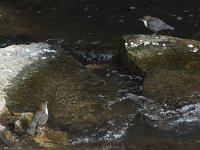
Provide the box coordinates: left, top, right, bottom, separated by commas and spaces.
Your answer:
0, 124, 15, 146
121, 34, 200, 104
0, 99, 8, 116
33, 127, 69, 148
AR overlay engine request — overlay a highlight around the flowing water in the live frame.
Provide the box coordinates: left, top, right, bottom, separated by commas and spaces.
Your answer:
1, 0, 200, 149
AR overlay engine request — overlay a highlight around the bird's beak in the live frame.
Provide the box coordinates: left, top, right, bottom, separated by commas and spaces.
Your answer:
139, 19, 143, 21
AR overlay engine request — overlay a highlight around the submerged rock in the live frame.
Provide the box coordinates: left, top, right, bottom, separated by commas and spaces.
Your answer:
121, 34, 200, 104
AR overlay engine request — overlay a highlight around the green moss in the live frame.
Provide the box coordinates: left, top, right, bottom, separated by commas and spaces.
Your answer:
15, 112, 33, 132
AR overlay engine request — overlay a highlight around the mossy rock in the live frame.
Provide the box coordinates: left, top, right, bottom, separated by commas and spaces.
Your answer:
14, 112, 33, 132
121, 34, 200, 105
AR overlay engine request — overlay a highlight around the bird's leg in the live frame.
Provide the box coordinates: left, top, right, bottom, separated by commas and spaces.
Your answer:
152, 32, 157, 37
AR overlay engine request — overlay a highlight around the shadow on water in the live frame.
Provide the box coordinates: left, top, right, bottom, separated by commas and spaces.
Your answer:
0, 0, 200, 149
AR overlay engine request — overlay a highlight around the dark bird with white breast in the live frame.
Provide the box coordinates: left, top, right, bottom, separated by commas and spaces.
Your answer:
140, 15, 174, 36
27, 101, 48, 135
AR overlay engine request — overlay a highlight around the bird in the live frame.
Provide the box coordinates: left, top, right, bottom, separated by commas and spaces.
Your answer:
27, 101, 48, 135
140, 15, 174, 36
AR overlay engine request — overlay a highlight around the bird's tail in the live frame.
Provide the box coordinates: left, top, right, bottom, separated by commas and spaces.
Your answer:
166, 24, 174, 30
27, 121, 36, 135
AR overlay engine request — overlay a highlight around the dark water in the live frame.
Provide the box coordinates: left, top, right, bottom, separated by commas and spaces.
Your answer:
1, 0, 200, 149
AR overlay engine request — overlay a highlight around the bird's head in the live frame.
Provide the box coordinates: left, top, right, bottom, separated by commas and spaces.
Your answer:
141, 16, 152, 21
39, 101, 48, 115
140, 15, 152, 27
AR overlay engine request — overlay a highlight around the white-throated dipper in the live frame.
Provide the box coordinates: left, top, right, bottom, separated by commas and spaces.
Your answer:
27, 101, 48, 135
140, 15, 174, 36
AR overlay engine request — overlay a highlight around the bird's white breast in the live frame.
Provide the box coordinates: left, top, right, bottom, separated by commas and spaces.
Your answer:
142, 20, 148, 27
45, 105, 48, 115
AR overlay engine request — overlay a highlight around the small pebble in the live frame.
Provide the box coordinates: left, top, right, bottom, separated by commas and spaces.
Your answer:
162, 43, 166, 47
187, 44, 194, 48
177, 16, 182, 20
130, 6, 136, 10
192, 47, 198, 53
189, 14, 194, 17
183, 10, 190, 13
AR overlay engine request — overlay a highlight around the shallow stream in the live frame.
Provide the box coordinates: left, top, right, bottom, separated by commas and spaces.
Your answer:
1, 0, 200, 149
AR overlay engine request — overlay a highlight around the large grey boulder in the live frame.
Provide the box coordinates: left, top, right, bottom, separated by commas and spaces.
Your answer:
0, 42, 57, 116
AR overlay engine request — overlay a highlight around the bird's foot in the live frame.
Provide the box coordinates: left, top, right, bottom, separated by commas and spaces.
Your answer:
36, 127, 45, 134
151, 33, 161, 39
